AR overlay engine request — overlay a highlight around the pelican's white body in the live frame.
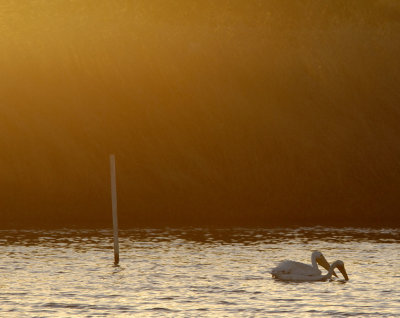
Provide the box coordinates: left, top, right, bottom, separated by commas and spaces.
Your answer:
273, 260, 348, 282
271, 251, 326, 278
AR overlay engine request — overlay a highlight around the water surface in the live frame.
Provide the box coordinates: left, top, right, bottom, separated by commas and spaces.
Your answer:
1, 227, 399, 317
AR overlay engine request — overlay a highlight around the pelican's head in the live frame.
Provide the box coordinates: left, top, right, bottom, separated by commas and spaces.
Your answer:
313, 251, 338, 277
333, 260, 349, 281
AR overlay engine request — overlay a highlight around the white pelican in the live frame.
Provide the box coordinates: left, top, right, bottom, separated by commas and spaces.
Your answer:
272, 260, 349, 282
271, 251, 338, 278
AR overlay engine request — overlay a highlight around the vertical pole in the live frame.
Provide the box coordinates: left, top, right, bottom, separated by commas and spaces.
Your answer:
110, 154, 119, 265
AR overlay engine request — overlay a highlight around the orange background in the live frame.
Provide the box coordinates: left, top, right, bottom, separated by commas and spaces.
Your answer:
1, 1, 400, 227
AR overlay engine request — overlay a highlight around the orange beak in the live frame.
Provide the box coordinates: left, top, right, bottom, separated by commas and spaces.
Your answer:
337, 263, 349, 281
317, 255, 338, 278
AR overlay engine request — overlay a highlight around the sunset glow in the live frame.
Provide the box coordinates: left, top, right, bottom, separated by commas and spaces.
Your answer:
1, 1, 399, 227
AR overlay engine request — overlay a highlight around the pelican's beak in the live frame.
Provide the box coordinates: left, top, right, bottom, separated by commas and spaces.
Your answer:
337, 264, 349, 281
317, 256, 338, 277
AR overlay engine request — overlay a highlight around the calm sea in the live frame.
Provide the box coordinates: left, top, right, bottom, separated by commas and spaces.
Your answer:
0, 227, 399, 317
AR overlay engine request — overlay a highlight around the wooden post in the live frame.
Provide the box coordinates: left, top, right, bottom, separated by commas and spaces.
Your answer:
110, 154, 119, 265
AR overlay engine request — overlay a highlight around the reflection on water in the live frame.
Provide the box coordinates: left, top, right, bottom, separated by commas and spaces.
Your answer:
0, 227, 399, 317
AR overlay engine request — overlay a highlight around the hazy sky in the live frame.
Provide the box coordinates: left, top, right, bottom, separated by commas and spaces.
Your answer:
1, 1, 400, 227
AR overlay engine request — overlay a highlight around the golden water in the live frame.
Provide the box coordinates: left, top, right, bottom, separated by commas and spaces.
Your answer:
1, 227, 399, 317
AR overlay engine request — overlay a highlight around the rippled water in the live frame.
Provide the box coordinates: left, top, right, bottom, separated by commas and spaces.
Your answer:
0, 227, 399, 317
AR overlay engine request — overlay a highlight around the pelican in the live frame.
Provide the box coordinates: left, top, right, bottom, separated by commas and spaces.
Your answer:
271, 251, 338, 278
273, 260, 349, 282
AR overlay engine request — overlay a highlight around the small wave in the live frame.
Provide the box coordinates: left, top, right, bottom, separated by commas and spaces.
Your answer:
147, 307, 179, 312
217, 300, 237, 305
43, 302, 109, 311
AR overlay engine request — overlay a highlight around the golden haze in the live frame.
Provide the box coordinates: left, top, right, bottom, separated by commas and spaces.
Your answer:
1, 1, 400, 226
